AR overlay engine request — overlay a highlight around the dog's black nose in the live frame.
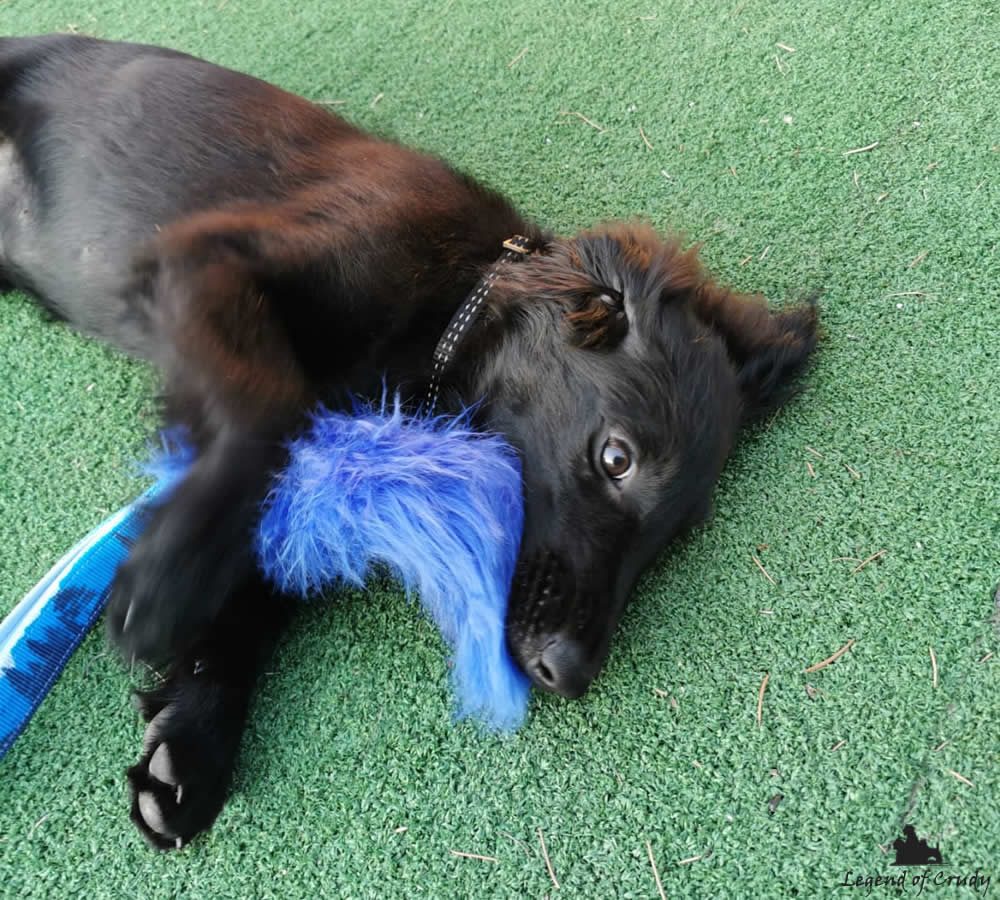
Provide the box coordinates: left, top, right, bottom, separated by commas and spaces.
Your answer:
528, 634, 593, 699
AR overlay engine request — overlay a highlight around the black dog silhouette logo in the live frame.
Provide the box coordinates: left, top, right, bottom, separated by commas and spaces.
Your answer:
892, 825, 944, 866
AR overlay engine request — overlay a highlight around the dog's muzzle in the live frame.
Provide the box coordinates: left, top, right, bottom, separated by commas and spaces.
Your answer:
506, 551, 602, 698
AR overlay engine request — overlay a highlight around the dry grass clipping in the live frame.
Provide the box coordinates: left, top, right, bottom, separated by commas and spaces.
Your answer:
757, 672, 770, 727
804, 638, 856, 673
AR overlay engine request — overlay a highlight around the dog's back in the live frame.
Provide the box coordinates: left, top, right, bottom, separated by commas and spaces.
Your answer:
0, 35, 527, 368
0, 35, 353, 353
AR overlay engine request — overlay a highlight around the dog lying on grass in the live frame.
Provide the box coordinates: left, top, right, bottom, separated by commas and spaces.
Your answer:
0, 34, 817, 847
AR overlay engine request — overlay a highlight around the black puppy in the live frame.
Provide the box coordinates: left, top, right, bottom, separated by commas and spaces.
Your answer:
0, 34, 817, 848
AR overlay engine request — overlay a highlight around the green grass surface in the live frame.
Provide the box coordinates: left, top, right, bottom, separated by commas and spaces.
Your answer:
1, 1, 997, 896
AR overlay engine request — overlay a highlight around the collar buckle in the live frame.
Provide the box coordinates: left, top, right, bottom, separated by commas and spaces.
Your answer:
502, 235, 533, 255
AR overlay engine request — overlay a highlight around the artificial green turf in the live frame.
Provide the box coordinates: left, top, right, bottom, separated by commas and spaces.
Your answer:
1, 1, 997, 896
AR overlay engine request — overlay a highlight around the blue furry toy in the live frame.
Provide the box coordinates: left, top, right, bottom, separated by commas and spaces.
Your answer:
250, 400, 531, 730
0, 400, 531, 758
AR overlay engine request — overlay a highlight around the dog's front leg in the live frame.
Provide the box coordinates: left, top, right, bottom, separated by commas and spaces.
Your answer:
107, 430, 287, 663
108, 224, 314, 663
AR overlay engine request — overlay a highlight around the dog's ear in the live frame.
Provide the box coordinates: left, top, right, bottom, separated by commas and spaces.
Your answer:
565, 288, 629, 349
691, 281, 819, 421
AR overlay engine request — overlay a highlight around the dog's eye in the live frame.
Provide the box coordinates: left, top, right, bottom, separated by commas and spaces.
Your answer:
600, 437, 633, 479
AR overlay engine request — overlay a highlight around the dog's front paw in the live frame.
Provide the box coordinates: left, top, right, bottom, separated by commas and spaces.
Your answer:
127, 670, 248, 850
106, 552, 187, 664
107, 534, 236, 663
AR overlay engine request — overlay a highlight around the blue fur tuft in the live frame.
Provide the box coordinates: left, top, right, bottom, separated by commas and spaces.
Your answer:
151, 399, 531, 731
142, 428, 198, 492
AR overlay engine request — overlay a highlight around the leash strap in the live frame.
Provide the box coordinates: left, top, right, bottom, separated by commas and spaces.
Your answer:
424, 235, 533, 413
0, 483, 169, 759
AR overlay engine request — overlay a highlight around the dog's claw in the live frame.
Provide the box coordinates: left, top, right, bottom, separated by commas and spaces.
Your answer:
121, 600, 135, 634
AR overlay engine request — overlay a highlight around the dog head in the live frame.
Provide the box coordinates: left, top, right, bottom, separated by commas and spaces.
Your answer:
458, 223, 818, 697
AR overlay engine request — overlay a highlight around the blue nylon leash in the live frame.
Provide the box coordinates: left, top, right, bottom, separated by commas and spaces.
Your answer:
0, 484, 166, 759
